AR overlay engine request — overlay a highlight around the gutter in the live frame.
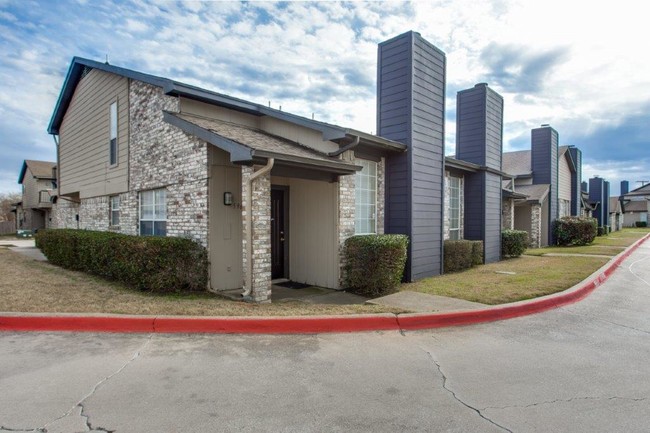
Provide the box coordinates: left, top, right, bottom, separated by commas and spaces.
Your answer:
328, 135, 359, 157
242, 158, 275, 300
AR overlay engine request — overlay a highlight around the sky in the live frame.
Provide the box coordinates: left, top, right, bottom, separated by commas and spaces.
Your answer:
1, 0, 649, 196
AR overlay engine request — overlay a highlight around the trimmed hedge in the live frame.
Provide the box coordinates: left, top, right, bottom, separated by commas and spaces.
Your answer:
344, 234, 408, 297
554, 216, 597, 246
597, 226, 609, 236
636, 221, 647, 228
502, 230, 528, 257
35, 229, 208, 293
444, 240, 483, 273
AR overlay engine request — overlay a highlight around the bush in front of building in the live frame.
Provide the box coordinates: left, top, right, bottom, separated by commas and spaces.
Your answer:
554, 216, 598, 246
443, 240, 483, 273
597, 225, 609, 236
501, 230, 528, 257
344, 234, 408, 297
635, 221, 647, 228
35, 229, 208, 293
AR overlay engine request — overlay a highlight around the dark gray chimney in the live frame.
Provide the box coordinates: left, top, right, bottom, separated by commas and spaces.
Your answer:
378, 31, 446, 280
568, 146, 582, 216
621, 180, 629, 195
589, 176, 606, 227
603, 181, 610, 226
582, 181, 588, 193
456, 83, 503, 263
532, 125, 559, 245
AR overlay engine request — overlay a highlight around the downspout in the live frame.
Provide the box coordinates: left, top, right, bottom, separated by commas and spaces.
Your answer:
328, 135, 359, 157
242, 158, 275, 299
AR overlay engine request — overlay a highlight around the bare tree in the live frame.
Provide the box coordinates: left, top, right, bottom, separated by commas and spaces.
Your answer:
0, 192, 21, 222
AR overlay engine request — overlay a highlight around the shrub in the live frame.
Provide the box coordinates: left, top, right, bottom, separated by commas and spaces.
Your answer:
444, 240, 483, 273
35, 229, 208, 293
471, 240, 484, 266
554, 216, 598, 246
635, 221, 647, 228
502, 230, 528, 257
597, 226, 609, 236
344, 234, 408, 297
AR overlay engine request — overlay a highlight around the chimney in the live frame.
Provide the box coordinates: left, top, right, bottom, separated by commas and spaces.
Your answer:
531, 125, 559, 245
621, 180, 629, 195
603, 181, 610, 225
589, 176, 606, 227
378, 31, 446, 280
456, 83, 504, 263
582, 181, 588, 193
568, 146, 582, 216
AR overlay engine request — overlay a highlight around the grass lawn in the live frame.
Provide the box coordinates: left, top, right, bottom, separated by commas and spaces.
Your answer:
402, 255, 609, 305
524, 228, 649, 256
0, 248, 404, 317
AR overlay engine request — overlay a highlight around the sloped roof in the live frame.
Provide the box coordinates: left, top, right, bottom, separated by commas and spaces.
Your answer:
625, 182, 650, 197
18, 160, 56, 184
502, 150, 531, 176
609, 197, 622, 214
623, 200, 649, 212
165, 113, 361, 174
48, 57, 406, 156
515, 184, 550, 203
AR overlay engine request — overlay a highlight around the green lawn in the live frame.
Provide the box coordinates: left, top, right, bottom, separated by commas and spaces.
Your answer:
524, 228, 649, 256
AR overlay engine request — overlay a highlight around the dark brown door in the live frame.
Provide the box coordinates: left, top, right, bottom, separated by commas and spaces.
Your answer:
271, 188, 285, 279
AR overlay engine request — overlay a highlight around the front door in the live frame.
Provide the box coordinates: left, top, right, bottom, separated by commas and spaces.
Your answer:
271, 188, 286, 279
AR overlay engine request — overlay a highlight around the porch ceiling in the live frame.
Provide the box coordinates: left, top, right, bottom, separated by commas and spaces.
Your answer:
163, 112, 362, 176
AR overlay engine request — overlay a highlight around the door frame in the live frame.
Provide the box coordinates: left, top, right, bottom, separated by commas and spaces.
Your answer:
271, 185, 290, 279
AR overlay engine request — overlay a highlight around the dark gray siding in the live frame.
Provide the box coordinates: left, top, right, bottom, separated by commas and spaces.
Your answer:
582, 181, 588, 192
378, 31, 446, 281
568, 146, 582, 216
603, 181, 610, 224
455, 83, 503, 263
532, 126, 558, 245
621, 180, 629, 195
589, 177, 606, 226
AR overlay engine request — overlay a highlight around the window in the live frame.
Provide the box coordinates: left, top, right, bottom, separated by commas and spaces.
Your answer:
139, 189, 166, 236
109, 102, 118, 166
355, 159, 377, 234
448, 176, 461, 240
110, 195, 120, 226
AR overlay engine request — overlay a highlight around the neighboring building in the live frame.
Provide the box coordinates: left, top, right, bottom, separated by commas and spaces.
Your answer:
609, 196, 624, 231
502, 136, 583, 247
16, 160, 57, 231
620, 181, 650, 227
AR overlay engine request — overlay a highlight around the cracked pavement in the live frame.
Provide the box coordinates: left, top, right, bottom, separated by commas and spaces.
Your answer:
1, 242, 649, 432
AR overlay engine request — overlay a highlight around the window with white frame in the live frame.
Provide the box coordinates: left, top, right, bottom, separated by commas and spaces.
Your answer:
355, 159, 377, 234
139, 189, 166, 236
109, 102, 118, 166
448, 176, 461, 240
109, 195, 120, 226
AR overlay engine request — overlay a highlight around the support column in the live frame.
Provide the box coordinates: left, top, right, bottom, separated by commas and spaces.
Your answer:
530, 204, 543, 248
337, 155, 356, 288
242, 165, 272, 303
502, 198, 515, 230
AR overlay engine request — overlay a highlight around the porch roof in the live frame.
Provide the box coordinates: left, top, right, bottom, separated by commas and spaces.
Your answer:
515, 184, 550, 204
164, 112, 362, 176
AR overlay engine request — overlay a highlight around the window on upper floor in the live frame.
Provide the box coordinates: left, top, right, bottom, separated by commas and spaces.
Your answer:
355, 159, 377, 234
448, 176, 461, 240
110, 195, 120, 226
139, 189, 166, 236
109, 101, 118, 166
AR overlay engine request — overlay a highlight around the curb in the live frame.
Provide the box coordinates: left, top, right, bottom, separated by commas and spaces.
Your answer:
1, 233, 648, 334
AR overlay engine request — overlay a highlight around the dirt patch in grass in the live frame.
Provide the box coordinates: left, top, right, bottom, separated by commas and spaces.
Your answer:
0, 249, 404, 317
402, 255, 609, 305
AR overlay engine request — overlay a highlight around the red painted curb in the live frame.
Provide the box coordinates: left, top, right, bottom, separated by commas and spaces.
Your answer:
1, 233, 648, 334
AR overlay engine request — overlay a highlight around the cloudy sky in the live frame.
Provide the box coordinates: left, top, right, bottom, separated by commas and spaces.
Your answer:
1, 0, 648, 195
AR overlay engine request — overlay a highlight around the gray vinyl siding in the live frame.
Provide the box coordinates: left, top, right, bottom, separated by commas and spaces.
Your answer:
531, 126, 558, 245
455, 83, 503, 262
59, 68, 129, 198
378, 31, 446, 280
568, 147, 582, 216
